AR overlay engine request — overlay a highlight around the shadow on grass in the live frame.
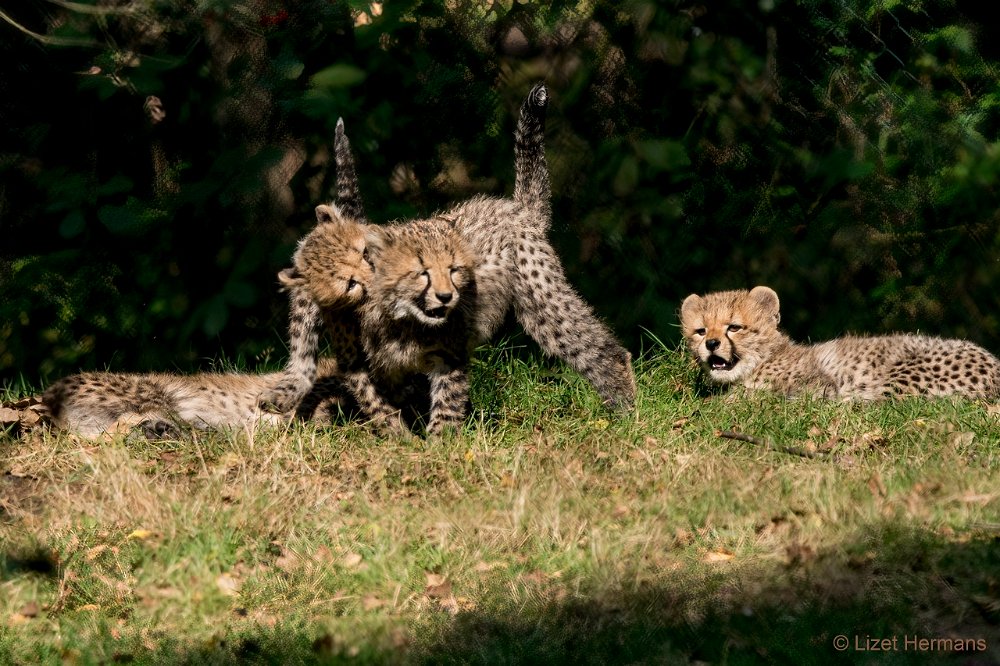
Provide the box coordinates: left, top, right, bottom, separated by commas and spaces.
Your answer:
2, 526, 998, 665
407, 525, 1000, 665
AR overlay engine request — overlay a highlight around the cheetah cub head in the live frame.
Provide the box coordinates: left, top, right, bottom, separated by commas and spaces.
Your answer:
278, 203, 374, 309
680, 285, 782, 384
365, 222, 477, 327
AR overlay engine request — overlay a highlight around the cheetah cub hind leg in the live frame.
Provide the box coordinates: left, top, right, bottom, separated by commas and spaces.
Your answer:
512, 239, 637, 411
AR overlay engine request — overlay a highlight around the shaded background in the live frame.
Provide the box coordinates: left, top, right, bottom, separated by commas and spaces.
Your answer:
1, 0, 998, 387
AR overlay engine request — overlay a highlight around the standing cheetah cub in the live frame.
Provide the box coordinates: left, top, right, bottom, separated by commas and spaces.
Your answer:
680, 285, 1000, 399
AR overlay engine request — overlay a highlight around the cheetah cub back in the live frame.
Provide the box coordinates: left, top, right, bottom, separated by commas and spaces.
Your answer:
680, 285, 1000, 399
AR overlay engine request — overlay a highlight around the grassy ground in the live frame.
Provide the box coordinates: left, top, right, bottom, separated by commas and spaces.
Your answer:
2, 342, 999, 664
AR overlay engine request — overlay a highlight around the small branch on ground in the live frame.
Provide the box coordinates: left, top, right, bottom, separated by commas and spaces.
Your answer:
715, 429, 821, 459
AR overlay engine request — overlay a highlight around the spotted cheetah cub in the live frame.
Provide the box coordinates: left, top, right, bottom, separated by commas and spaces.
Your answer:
359, 217, 479, 434
680, 285, 1000, 399
43, 358, 351, 439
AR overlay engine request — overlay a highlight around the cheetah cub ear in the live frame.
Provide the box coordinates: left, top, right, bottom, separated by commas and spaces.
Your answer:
315, 203, 351, 224
680, 293, 704, 320
277, 267, 306, 290
749, 286, 781, 325
362, 226, 390, 255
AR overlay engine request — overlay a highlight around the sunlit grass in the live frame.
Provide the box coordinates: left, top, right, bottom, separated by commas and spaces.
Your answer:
2, 342, 999, 664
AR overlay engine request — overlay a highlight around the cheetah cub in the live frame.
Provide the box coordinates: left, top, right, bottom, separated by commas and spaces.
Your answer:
680, 285, 1000, 399
359, 217, 479, 434
43, 358, 352, 439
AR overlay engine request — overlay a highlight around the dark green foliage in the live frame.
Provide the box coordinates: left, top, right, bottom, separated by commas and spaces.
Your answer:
1, 0, 998, 386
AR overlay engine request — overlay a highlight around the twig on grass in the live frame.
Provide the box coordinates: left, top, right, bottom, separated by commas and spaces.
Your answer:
715, 429, 821, 459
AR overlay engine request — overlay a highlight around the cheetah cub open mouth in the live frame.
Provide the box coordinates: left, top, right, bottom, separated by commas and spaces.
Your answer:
708, 354, 738, 371
423, 304, 450, 319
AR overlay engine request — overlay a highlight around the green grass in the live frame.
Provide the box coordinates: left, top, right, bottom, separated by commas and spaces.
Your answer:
2, 343, 999, 664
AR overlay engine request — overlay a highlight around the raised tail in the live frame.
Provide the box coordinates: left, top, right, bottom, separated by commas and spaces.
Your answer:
513, 83, 550, 215
334, 118, 366, 220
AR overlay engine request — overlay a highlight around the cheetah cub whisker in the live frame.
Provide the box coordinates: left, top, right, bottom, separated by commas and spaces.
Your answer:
680, 285, 1000, 399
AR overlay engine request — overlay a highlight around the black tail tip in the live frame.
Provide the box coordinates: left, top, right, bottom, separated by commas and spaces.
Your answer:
527, 82, 548, 109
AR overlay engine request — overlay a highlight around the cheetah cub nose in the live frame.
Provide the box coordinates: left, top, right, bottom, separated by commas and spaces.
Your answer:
436, 292, 453, 304
706, 338, 721, 352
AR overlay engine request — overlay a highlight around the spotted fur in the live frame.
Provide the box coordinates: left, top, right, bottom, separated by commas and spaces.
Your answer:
43, 358, 351, 439
680, 285, 1000, 399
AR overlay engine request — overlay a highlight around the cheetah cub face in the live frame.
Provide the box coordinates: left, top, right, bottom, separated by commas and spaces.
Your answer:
680, 286, 782, 384
278, 203, 374, 308
365, 223, 477, 327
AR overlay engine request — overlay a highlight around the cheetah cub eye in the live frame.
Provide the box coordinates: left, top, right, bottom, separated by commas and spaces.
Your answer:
727, 324, 743, 333
694, 328, 706, 336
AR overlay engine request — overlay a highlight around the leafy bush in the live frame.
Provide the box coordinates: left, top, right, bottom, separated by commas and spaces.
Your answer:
2, 0, 998, 387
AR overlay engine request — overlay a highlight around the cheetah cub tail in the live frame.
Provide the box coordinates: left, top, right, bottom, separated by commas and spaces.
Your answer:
514, 82, 550, 211
333, 118, 366, 220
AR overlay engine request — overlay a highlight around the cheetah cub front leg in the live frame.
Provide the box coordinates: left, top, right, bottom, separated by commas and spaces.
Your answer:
261, 281, 322, 414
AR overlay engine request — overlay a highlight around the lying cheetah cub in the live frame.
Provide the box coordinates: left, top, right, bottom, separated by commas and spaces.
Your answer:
44, 358, 351, 439
680, 285, 1000, 399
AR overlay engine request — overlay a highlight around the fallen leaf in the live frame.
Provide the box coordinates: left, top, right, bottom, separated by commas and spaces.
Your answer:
11, 395, 42, 409
702, 550, 735, 563
77, 604, 100, 612
958, 491, 999, 505
17, 601, 39, 618
85, 544, 109, 561
612, 504, 630, 519
274, 551, 299, 572
438, 595, 460, 615
361, 595, 384, 611
424, 573, 452, 598
472, 560, 506, 574
216, 573, 241, 596
785, 541, 817, 565
341, 552, 363, 568
313, 545, 335, 564
947, 431, 976, 447
126, 529, 156, 541
0, 407, 20, 425
867, 470, 887, 499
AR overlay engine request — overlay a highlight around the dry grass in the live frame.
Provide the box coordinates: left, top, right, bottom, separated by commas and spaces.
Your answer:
2, 344, 1000, 664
